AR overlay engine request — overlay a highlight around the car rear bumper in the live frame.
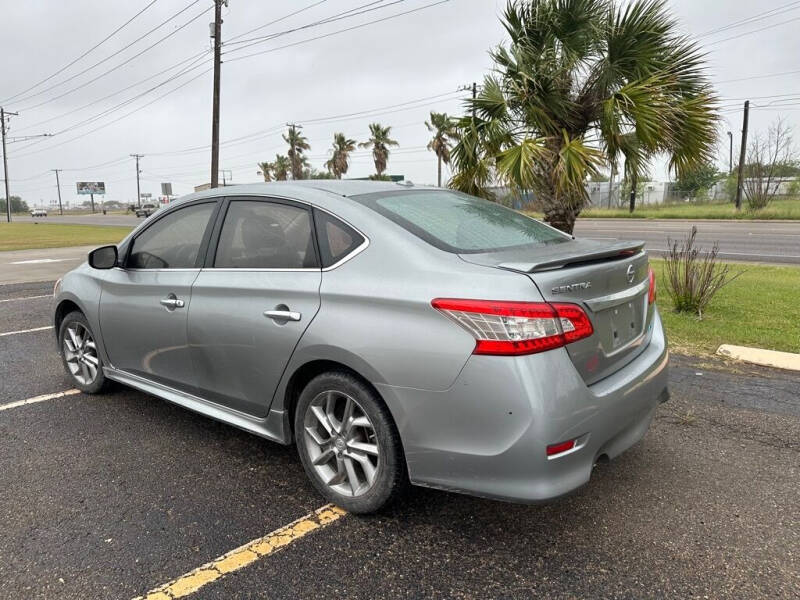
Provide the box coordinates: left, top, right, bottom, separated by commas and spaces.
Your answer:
376, 307, 669, 503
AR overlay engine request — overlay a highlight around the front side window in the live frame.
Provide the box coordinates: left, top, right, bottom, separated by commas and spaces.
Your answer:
214, 200, 317, 269
353, 190, 569, 253
128, 202, 215, 269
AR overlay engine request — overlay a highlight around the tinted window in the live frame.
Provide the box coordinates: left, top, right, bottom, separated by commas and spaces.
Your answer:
314, 209, 364, 268
354, 190, 568, 253
214, 200, 317, 269
128, 202, 215, 269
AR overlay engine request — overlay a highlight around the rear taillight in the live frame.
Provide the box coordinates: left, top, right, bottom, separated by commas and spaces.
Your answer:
431, 298, 593, 356
648, 267, 656, 304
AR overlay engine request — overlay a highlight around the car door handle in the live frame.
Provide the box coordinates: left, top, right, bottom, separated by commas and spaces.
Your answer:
264, 310, 301, 322
160, 297, 185, 309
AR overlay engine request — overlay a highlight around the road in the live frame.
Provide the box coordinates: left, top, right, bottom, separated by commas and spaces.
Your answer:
0, 281, 798, 599
12, 214, 800, 265
574, 219, 800, 264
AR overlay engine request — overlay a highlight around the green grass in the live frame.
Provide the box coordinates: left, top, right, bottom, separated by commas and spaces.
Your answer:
653, 259, 800, 355
0, 223, 132, 252
579, 197, 800, 220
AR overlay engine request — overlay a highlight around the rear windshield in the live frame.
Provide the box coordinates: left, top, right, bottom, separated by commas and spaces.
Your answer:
353, 190, 568, 253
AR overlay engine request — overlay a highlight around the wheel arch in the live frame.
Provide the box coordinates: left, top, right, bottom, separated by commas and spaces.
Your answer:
278, 355, 399, 449
54, 298, 82, 333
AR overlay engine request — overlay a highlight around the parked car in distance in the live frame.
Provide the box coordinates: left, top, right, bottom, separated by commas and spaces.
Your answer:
30, 208, 47, 217
53, 181, 669, 514
135, 203, 158, 218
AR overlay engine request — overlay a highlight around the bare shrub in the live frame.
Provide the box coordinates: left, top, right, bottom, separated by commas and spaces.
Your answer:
744, 120, 794, 211
663, 227, 741, 317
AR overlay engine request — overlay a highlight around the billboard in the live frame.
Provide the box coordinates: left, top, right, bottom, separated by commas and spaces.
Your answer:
161, 182, 173, 196
76, 181, 106, 195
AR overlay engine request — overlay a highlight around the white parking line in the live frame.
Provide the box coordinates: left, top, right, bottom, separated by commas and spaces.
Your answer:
0, 325, 54, 337
0, 389, 80, 412
0, 294, 51, 303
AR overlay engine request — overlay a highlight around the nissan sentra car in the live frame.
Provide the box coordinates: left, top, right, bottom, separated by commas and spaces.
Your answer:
53, 181, 668, 513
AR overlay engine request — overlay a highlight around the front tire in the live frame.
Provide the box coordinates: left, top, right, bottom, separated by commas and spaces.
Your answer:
295, 371, 407, 514
58, 311, 109, 394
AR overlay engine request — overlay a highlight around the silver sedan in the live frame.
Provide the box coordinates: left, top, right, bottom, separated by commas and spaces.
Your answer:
53, 181, 668, 513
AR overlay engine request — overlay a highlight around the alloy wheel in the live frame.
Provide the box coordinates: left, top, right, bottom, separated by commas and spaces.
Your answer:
303, 390, 380, 497
63, 322, 100, 385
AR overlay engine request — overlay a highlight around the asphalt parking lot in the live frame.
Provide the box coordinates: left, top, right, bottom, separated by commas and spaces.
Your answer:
1, 280, 798, 599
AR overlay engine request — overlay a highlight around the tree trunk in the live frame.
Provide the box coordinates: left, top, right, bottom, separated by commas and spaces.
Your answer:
437, 155, 442, 187
628, 172, 637, 213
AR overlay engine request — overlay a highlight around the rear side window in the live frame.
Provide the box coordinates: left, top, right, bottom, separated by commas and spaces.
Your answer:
353, 190, 568, 253
214, 200, 317, 269
314, 209, 364, 268
128, 202, 215, 269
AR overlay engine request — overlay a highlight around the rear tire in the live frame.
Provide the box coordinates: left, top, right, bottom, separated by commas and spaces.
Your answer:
294, 371, 407, 514
58, 311, 109, 394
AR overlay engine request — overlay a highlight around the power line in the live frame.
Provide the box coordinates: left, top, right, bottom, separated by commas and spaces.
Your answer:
0, 0, 162, 104
11, 59, 210, 155
699, 0, 800, 38
226, 0, 331, 42
15, 51, 208, 133
17, 1, 210, 111
224, 0, 401, 50
706, 13, 800, 47
716, 68, 800, 85
146, 89, 462, 158
13, 68, 211, 160
224, 0, 453, 63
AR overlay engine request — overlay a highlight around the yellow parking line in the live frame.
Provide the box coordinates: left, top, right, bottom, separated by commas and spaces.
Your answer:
132, 504, 347, 600
0, 389, 80, 412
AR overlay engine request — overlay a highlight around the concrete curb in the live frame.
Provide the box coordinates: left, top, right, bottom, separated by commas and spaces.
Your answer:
717, 344, 800, 372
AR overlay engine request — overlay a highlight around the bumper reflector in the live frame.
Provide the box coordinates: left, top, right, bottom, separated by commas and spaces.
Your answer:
546, 439, 576, 457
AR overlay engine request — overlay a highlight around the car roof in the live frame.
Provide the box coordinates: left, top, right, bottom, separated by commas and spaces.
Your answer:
168, 180, 422, 208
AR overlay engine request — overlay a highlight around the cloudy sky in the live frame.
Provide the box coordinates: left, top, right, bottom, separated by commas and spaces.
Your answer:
1, 0, 798, 208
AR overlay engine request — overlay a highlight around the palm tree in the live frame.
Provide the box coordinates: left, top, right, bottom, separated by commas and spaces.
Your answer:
359, 123, 399, 177
272, 154, 290, 181
425, 112, 458, 187
257, 161, 273, 182
325, 133, 357, 179
283, 126, 311, 180
450, 0, 718, 233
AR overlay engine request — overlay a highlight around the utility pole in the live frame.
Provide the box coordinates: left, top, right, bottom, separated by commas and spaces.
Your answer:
131, 154, 143, 207
727, 131, 733, 175
735, 100, 750, 211
210, 0, 225, 188
52, 169, 63, 215
1, 107, 18, 223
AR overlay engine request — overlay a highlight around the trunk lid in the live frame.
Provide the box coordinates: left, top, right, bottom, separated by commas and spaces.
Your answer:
460, 239, 653, 385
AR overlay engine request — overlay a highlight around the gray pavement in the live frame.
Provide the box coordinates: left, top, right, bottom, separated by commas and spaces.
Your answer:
574, 219, 800, 264
0, 281, 798, 599
10, 214, 800, 265
0, 246, 97, 285
13, 214, 140, 227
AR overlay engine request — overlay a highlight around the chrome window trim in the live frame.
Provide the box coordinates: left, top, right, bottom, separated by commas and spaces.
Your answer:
200, 267, 322, 273
121, 268, 203, 273
198, 193, 371, 273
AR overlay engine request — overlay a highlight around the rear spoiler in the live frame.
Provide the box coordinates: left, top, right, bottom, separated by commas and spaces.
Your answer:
498, 240, 646, 273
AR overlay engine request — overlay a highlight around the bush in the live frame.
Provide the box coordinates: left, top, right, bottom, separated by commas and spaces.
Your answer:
663, 226, 740, 317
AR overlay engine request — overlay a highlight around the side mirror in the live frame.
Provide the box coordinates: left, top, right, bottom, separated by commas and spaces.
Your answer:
88, 245, 118, 270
